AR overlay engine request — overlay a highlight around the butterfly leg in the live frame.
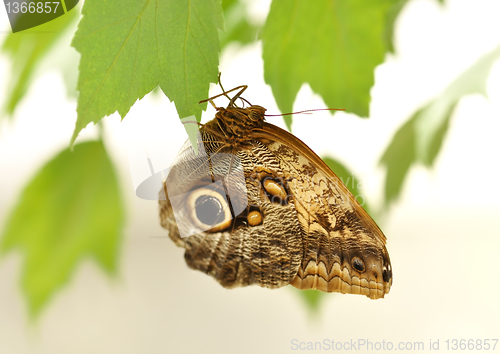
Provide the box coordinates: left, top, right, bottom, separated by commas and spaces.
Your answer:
217, 73, 249, 107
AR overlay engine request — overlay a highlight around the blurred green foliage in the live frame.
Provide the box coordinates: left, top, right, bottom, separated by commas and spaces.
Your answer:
380, 44, 500, 208
220, 0, 260, 48
295, 289, 325, 316
1, 3, 80, 119
383, 0, 408, 53
1, 141, 124, 317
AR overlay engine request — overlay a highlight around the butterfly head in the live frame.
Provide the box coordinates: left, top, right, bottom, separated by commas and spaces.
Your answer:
206, 104, 267, 147
246, 105, 266, 123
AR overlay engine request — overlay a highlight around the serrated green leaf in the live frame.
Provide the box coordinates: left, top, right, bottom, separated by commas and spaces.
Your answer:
322, 156, 371, 215
71, 0, 224, 145
380, 44, 500, 207
262, 0, 393, 130
0, 141, 124, 317
1, 5, 80, 119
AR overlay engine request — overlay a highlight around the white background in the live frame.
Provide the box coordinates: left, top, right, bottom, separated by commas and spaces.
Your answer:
1, 0, 500, 353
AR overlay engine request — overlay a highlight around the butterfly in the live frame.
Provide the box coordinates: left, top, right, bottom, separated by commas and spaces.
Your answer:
159, 83, 392, 299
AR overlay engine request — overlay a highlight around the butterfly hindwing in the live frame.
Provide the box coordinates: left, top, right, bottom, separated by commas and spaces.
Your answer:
254, 126, 392, 299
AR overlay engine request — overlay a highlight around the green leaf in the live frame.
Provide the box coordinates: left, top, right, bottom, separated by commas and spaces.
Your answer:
71, 0, 224, 145
220, 0, 260, 48
0, 141, 124, 317
262, 0, 393, 129
1, 5, 80, 119
322, 156, 371, 216
380, 44, 500, 207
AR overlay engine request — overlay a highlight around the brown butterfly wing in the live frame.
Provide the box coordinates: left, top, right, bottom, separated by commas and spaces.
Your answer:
252, 123, 392, 299
159, 130, 304, 289
160, 122, 392, 299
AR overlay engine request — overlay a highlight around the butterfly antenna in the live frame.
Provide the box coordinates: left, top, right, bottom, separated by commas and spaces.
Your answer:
265, 108, 346, 117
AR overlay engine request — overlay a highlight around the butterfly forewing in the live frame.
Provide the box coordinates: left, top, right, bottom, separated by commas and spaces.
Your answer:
160, 129, 304, 289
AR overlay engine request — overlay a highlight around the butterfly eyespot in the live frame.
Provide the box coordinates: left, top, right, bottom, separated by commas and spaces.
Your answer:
263, 178, 288, 204
187, 187, 232, 232
351, 257, 365, 272
247, 210, 262, 226
382, 266, 391, 282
